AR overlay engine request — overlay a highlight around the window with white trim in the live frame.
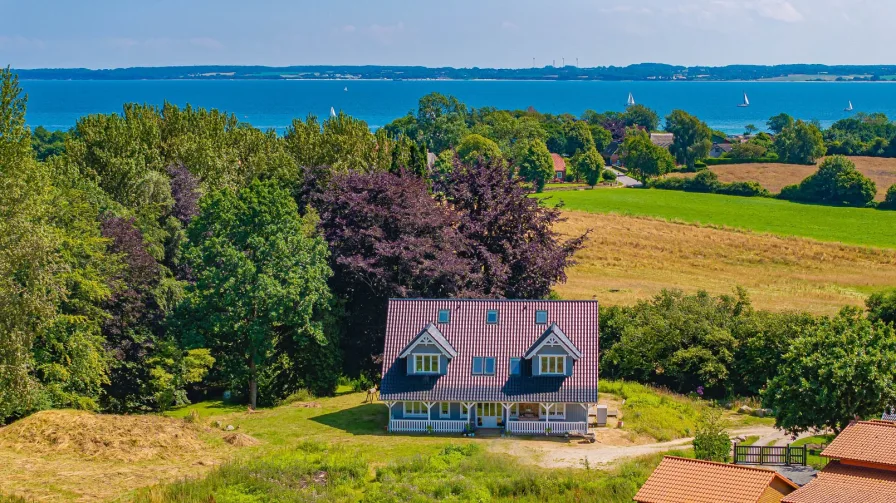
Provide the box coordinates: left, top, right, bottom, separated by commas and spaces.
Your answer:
539, 355, 565, 375
472, 357, 495, 375
460, 404, 469, 419
539, 403, 566, 419
404, 401, 427, 418
414, 354, 439, 373
440, 402, 450, 418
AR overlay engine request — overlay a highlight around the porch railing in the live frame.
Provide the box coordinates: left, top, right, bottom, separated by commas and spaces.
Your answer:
389, 419, 468, 433
507, 421, 587, 435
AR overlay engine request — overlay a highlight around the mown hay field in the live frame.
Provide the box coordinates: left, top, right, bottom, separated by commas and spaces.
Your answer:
668, 156, 896, 200
553, 211, 896, 315
538, 188, 896, 249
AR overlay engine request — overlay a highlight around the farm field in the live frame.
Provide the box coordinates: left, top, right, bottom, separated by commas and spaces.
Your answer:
538, 188, 896, 249
668, 156, 896, 200
0, 385, 758, 502
552, 211, 896, 314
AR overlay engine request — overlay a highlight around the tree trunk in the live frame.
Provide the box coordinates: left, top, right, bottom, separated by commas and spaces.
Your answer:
248, 358, 257, 410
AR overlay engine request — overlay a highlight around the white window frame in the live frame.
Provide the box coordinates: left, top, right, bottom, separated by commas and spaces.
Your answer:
539, 403, 566, 420
460, 404, 470, 419
414, 354, 440, 374
510, 403, 519, 418
472, 357, 496, 375
404, 401, 427, 418
539, 355, 565, 375
440, 402, 450, 419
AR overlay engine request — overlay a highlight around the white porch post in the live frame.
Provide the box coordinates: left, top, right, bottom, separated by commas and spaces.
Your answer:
463, 402, 477, 427
581, 403, 590, 433
424, 402, 435, 421
501, 403, 512, 430
385, 402, 395, 432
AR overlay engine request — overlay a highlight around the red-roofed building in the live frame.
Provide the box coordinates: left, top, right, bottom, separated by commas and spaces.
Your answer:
380, 299, 599, 435
551, 153, 567, 181
634, 456, 799, 503
783, 420, 896, 503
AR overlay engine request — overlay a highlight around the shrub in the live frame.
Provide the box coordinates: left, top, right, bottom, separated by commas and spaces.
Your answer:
702, 155, 779, 166
650, 171, 769, 198
881, 184, 896, 210
693, 409, 731, 462
778, 155, 876, 207
602, 169, 617, 182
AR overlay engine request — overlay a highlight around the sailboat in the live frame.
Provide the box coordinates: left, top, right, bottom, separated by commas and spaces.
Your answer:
844, 100, 854, 112
737, 91, 750, 108
344, 86, 348, 92
330, 107, 337, 118
626, 92, 635, 107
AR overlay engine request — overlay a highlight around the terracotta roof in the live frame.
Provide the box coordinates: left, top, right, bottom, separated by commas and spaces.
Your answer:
821, 420, 896, 467
380, 299, 599, 403
551, 153, 566, 172
634, 456, 798, 503
782, 461, 896, 503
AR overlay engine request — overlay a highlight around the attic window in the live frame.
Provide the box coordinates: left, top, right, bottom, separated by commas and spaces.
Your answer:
486, 310, 499, 324
472, 357, 495, 375
509, 358, 521, 376
437, 309, 450, 324
535, 310, 548, 324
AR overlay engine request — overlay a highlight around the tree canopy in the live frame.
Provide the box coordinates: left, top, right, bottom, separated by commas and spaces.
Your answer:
665, 110, 712, 170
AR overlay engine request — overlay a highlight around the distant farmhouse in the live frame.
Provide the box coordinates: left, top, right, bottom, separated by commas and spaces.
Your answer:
649, 133, 675, 149
551, 153, 567, 181
380, 299, 599, 436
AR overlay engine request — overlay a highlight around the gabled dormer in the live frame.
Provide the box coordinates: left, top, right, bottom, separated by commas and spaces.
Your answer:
523, 323, 581, 377
399, 323, 457, 376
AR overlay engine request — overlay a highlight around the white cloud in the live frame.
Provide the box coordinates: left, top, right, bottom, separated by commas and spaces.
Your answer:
753, 0, 803, 22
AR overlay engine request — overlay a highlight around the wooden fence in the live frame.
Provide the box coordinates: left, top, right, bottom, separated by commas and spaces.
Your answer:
733, 444, 807, 466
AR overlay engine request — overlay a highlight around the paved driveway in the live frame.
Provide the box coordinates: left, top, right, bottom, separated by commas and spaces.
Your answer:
607, 167, 643, 188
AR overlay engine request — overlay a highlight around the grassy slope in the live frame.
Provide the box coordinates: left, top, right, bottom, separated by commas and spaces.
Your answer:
2, 384, 750, 502
552, 211, 896, 315
669, 156, 896, 201
538, 188, 896, 248
791, 434, 836, 469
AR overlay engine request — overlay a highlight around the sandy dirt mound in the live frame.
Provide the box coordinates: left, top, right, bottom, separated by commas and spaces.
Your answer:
223, 432, 260, 447
0, 410, 209, 462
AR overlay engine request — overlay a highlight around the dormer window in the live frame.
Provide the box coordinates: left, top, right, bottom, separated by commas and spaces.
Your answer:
472, 357, 495, 375
540, 355, 565, 375
486, 310, 499, 324
437, 309, 450, 324
535, 310, 548, 324
414, 354, 439, 373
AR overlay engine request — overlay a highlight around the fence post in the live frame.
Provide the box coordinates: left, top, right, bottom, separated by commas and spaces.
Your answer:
803, 445, 807, 466
785, 444, 790, 466
733, 442, 738, 463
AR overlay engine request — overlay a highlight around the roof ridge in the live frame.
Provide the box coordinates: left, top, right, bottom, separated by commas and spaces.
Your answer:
387, 298, 599, 303
862, 419, 896, 427
662, 456, 779, 476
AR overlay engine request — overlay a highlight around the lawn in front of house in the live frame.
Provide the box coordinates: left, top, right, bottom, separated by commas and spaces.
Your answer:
791, 434, 835, 469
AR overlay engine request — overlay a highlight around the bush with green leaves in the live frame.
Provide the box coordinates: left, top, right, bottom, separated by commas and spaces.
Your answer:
779, 155, 876, 207
693, 409, 731, 462
867, 289, 896, 326
881, 184, 896, 210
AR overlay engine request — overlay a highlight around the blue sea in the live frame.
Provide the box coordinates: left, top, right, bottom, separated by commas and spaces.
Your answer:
19, 79, 896, 135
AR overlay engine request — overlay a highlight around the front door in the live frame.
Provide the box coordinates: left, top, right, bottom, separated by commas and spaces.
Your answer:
477, 403, 499, 428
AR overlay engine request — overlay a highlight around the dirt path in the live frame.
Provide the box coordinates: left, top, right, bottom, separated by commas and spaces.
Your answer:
491, 425, 789, 469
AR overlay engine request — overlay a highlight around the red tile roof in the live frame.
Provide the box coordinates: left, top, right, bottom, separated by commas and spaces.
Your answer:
782, 461, 896, 503
551, 153, 566, 172
380, 299, 599, 403
821, 420, 896, 468
634, 456, 798, 503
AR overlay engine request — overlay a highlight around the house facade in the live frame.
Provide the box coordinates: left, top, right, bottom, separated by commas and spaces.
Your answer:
380, 299, 599, 435
551, 153, 567, 181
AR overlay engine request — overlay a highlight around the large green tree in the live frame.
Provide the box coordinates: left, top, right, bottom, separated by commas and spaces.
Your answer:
665, 110, 712, 169
620, 130, 675, 181
767, 113, 794, 135
762, 308, 896, 435
416, 93, 468, 153
774, 120, 826, 165
623, 104, 660, 132
571, 147, 605, 187
514, 139, 554, 192
177, 181, 333, 408
867, 289, 896, 326
780, 155, 876, 206
456, 134, 503, 166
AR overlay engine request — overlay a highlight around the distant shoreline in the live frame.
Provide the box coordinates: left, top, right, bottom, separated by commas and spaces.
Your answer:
18, 77, 896, 84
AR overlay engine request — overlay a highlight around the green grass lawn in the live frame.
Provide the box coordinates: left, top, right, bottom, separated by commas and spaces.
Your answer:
537, 188, 896, 249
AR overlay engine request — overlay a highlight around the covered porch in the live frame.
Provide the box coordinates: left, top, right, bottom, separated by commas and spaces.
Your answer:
384, 401, 589, 435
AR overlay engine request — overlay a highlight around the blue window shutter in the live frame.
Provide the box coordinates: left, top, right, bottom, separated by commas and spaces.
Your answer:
533, 358, 541, 376
440, 355, 448, 375
565, 357, 573, 377
407, 356, 413, 375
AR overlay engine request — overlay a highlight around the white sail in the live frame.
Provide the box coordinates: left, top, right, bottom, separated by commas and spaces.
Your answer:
344, 86, 348, 92
743, 92, 750, 106
627, 92, 635, 107
845, 100, 854, 111
330, 107, 337, 118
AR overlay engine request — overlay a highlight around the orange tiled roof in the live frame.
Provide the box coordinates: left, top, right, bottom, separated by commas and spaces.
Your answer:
782, 461, 896, 503
634, 456, 799, 503
821, 420, 896, 467
551, 153, 566, 171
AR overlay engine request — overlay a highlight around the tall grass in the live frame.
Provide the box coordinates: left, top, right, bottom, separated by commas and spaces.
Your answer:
133, 440, 681, 503
600, 381, 708, 441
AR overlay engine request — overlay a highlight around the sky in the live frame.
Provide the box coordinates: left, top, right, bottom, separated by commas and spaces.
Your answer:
1, 0, 893, 69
